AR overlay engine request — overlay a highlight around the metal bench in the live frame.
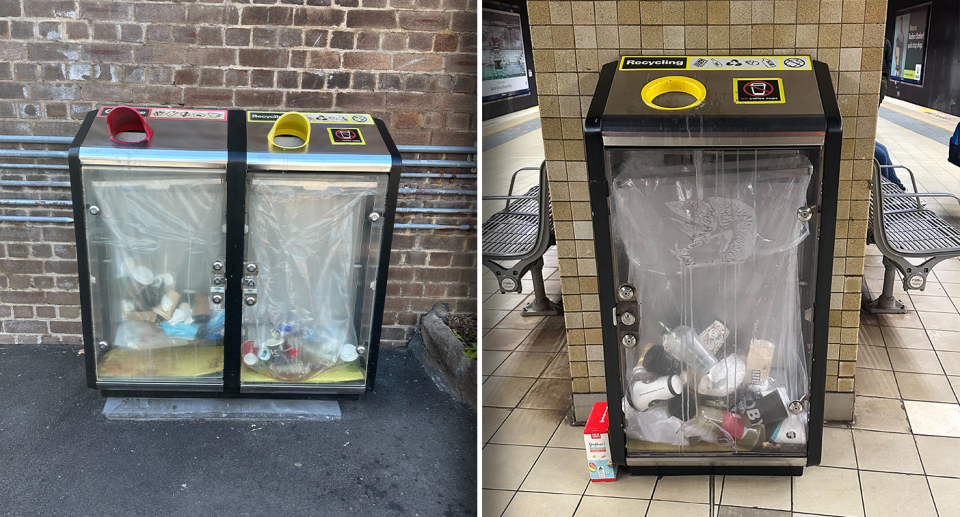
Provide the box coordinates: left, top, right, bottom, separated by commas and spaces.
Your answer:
866, 158, 960, 313
482, 161, 562, 316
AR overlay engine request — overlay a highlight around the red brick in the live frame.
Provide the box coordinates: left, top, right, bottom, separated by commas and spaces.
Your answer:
3, 320, 47, 334
239, 49, 287, 68
394, 111, 421, 129
59, 306, 81, 319
0, 0, 20, 16
138, 46, 186, 65
225, 28, 251, 46
294, 6, 345, 26
382, 33, 406, 51
134, 3, 186, 22
79, 2, 130, 21
36, 306, 56, 318
393, 53, 444, 72
46, 291, 80, 305
345, 9, 397, 29
335, 91, 386, 109
13, 306, 34, 318
80, 43, 133, 62
174, 68, 198, 86
397, 11, 450, 31
444, 54, 476, 73
91, 23, 117, 41
25, 0, 77, 17
2, 291, 45, 304
235, 89, 284, 108
184, 88, 234, 107
284, 91, 334, 109
199, 68, 224, 87
451, 11, 475, 32
185, 48, 237, 66
188, 5, 233, 24
434, 33, 458, 52
44, 260, 78, 274
0, 259, 43, 274
50, 321, 83, 334
241, 6, 294, 25
306, 51, 341, 69
342, 52, 391, 70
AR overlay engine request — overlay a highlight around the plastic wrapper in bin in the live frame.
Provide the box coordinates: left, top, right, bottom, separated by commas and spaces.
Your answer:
608, 149, 814, 451
241, 176, 378, 381
85, 169, 227, 361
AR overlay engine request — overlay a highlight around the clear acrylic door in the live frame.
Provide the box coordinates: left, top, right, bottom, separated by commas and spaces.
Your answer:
608, 148, 820, 457
240, 173, 388, 389
83, 166, 227, 385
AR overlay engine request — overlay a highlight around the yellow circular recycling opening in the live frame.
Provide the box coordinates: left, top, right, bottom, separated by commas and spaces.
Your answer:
268, 112, 311, 149
641, 76, 707, 110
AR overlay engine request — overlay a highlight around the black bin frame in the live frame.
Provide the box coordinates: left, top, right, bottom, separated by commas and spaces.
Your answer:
69, 109, 402, 399
583, 59, 843, 476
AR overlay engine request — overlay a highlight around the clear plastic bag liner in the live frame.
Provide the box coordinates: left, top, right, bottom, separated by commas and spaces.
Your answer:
242, 177, 378, 381
609, 149, 814, 449
85, 170, 226, 362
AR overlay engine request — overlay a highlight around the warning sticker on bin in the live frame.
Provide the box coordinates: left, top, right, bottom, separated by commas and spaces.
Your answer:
734, 78, 785, 104
97, 107, 227, 120
619, 56, 811, 71
328, 128, 365, 145
248, 112, 374, 124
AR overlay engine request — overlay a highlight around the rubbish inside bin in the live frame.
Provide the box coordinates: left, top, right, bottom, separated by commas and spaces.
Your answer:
613, 150, 813, 452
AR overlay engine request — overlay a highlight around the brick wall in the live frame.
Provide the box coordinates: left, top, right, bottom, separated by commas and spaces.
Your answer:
0, 0, 478, 348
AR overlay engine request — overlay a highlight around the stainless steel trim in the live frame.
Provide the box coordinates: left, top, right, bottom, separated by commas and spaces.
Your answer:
244, 152, 393, 172
96, 381, 225, 392
602, 134, 826, 147
239, 384, 366, 394
0, 135, 73, 144
0, 149, 68, 159
625, 456, 806, 467
78, 147, 229, 168
402, 159, 476, 168
396, 145, 475, 154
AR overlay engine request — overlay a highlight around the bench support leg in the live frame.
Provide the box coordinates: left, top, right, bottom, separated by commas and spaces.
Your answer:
521, 258, 563, 317
865, 257, 907, 314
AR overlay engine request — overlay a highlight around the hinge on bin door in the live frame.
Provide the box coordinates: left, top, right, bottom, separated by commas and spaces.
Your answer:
616, 284, 639, 348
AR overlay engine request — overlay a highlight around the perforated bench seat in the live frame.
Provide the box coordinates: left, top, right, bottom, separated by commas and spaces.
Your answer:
481, 163, 562, 316
866, 160, 960, 313
482, 185, 542, 257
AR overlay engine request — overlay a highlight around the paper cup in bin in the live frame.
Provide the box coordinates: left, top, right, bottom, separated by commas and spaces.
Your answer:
151, 290, 180, 321
584, 402, 618, 482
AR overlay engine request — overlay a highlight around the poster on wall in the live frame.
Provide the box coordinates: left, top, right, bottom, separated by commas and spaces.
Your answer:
482, 9, 530, 102
891, 3, 931, 85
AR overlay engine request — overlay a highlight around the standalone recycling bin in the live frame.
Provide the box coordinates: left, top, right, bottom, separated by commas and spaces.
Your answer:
584, 56, 841, 475
70, 106, 400, 397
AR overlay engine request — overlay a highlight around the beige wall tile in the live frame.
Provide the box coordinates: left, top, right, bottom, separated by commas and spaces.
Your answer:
618, 0, 641, 24
662, 1, 684, 24
842, 0, 865, 23
686, 1, 708, 24
639, 0, 662, 24
820, 0, 842, 23
774, 0, 797, 23
620, 25, 643, 48
663, 25, 685, 49
529, 1, 552, 24
708, 25, 730, 48
596, 1, 619, 24
685, 25, 707, 48
707, 1, 730, 24
641, 25, 664, 48
572, 2, 596, 24
549, 1, 573, 24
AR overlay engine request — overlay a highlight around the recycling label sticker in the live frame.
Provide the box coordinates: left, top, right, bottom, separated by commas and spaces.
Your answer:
97, 107, 227, 120
734, 78, 785, 104
248, 112, 374, 124
328, 128, 365, 145
619, 56, 811, 71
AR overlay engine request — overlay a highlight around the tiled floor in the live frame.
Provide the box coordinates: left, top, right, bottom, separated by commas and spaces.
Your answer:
481, 102, 960, 516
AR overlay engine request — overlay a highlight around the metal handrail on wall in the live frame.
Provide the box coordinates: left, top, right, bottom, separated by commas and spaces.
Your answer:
0, 136, 477, 230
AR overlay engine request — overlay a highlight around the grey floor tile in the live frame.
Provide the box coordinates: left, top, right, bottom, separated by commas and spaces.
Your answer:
887, 348, 945, 374
646, 500, 710, 517
501, 492, 580, 517
938, 350, 960, 375
858, 345, 893, 370
895, 372, 958, 403
519, 447, 590, 494
482, 444, 543, 490
853, 396, 911, 433
482, 376, 536, 408
482, 328, 535, 351
792, 466, 864, 517
879, 326, 931, 349
904, 400, 960, 437
915, 435, 960, 477
927, 329, 960, 352
518, 378, 572, 410
928, 476, 960, 516
483, 351, 511, 376
548, 419, 586, 449
492, 351, 556, 378
483, 407, 511, 443
856, 368, 901, 398
852, 429, 924, 474
482, 489, 514, 517
541, 352, 571, 379
490, 408, 566, 446
584, 470, 656, 499
859, 471, 938, 517
820, 427, 858, 468
574, 496, 648, 516
516, 327, 567, 353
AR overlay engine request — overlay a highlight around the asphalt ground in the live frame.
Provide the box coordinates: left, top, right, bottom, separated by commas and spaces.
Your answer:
0, 345, 477, 517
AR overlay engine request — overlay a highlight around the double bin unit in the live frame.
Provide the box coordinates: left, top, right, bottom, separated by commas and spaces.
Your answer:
70, 107, 400, 397
585, 56, 842, 475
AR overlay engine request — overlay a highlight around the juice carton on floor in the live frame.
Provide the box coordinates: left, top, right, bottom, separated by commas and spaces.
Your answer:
584, 401, 617, 482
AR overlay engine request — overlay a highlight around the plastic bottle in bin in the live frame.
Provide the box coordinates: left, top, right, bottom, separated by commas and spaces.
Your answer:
661, 323, 718, 376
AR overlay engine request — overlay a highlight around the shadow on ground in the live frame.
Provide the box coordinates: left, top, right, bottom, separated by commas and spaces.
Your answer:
0, 346, 476, 517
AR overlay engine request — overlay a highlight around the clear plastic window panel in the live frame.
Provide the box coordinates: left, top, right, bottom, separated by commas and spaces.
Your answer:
83, 167, 228, 384
608, 148, 820, 456
240, 173, 388, 386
